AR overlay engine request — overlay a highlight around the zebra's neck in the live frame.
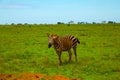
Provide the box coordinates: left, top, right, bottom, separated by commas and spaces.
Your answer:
53, 38, 61, 50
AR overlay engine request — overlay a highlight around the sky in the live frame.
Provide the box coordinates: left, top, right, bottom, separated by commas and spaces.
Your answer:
0, 0, 120, 24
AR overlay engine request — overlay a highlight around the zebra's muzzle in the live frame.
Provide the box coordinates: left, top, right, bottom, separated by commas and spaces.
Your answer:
48, 43, 52, 48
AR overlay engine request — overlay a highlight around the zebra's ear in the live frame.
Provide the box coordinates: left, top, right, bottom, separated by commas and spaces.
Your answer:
47, 33, 51, 38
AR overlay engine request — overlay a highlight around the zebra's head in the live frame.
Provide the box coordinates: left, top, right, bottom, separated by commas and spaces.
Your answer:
47, 33, 59, 48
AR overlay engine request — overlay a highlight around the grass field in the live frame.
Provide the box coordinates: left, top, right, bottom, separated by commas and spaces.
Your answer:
0, 24, 120, 80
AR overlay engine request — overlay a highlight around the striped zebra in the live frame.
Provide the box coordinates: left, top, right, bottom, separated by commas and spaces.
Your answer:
47, 33, 80, 65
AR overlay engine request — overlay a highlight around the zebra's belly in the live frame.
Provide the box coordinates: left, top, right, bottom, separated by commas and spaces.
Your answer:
61, 47, 71, 51
61, 43, 72, 51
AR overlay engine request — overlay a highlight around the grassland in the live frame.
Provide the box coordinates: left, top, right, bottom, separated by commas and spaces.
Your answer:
0, 24, 120, 80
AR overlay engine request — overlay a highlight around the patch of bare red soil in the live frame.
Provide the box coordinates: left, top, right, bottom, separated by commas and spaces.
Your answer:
0, 73, 80, 80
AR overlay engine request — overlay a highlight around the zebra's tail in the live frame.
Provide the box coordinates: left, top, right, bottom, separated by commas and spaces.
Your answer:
77, 38, 80, 44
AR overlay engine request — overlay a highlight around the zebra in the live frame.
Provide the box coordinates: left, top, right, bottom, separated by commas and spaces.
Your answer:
47, 33, 80, 65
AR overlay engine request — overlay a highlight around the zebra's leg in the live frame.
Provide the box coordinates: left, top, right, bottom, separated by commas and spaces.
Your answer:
68, 50, 72, 63
73, 47, 77, 62
57, 51, 62, 65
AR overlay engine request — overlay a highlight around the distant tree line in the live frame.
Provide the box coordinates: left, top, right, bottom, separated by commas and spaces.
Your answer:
57, 21, 118, 24
7, 20, 119, 25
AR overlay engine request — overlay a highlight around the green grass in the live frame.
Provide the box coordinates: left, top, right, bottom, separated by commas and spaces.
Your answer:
0, 24, 120, 80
